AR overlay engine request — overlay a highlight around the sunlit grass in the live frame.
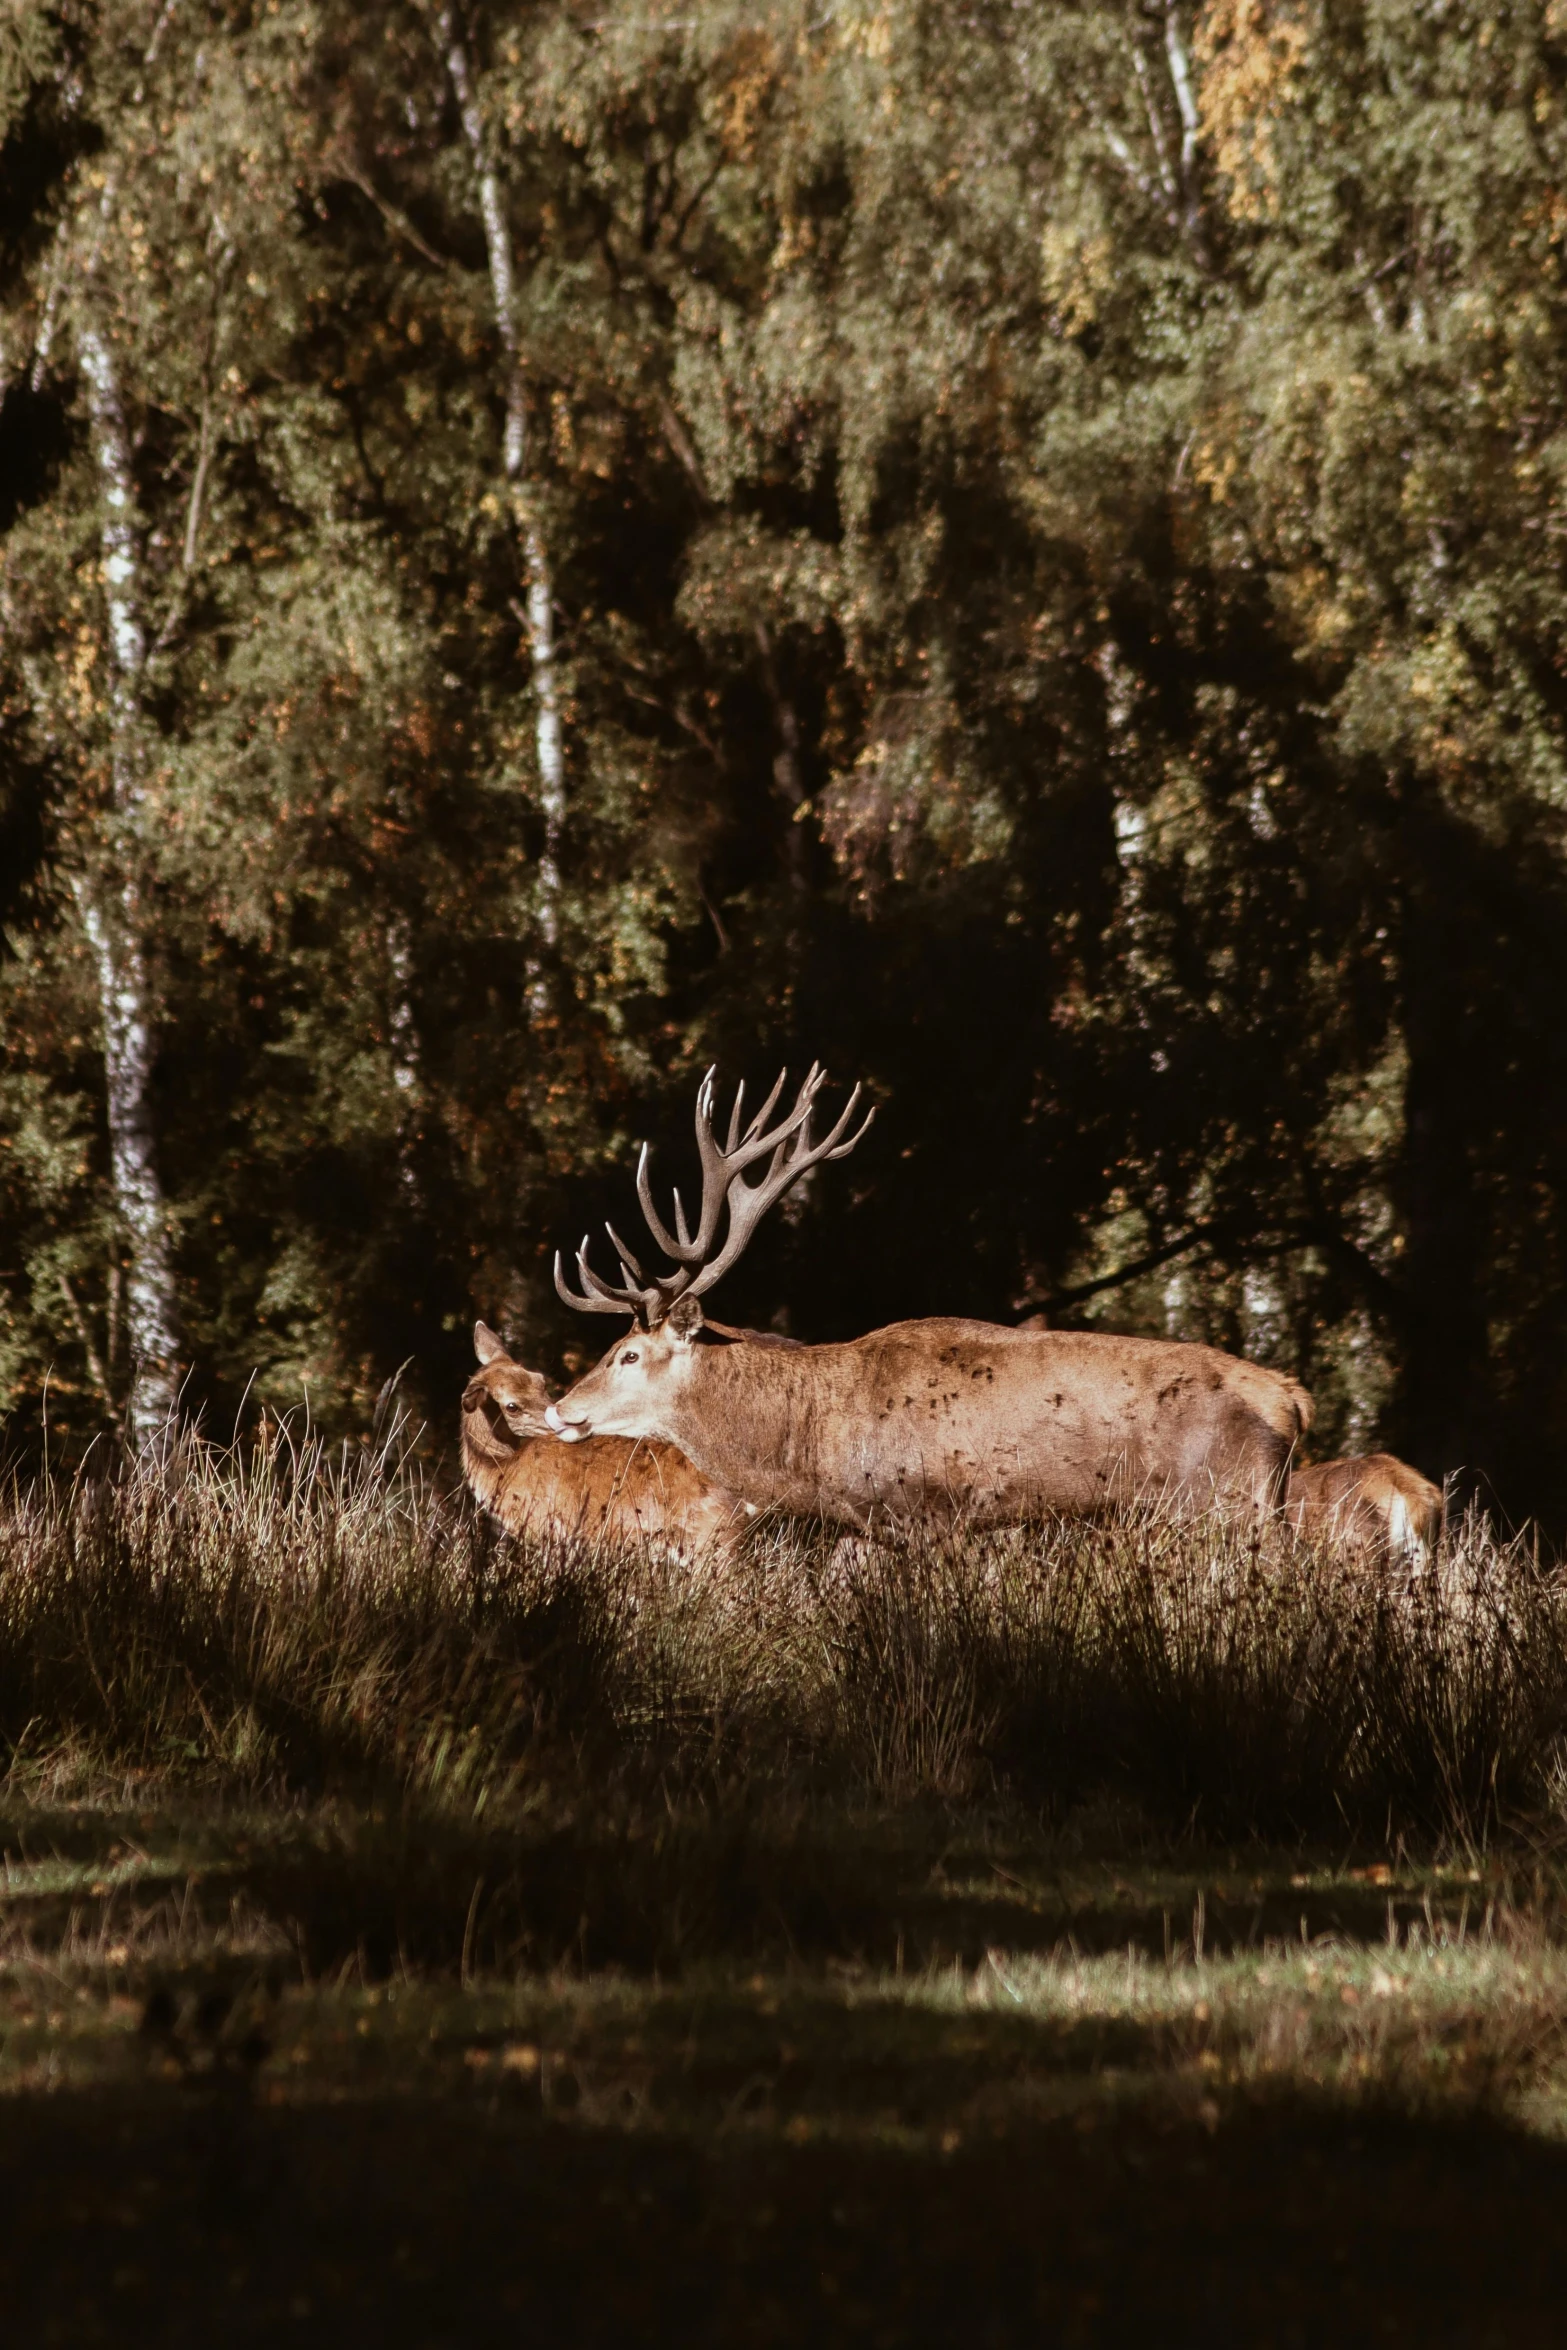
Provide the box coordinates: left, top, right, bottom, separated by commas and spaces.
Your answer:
1, 1893, 1566, 2147
1, 1426, 1564, 1839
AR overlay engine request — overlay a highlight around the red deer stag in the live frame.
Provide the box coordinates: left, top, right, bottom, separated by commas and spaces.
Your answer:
544, 1067, 1315, 1527
1286, 1453, 1443, 1559
462, 1322, 750, 1558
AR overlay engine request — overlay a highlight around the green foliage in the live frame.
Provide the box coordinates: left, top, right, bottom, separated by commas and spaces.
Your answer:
4, 3, 1567, 1512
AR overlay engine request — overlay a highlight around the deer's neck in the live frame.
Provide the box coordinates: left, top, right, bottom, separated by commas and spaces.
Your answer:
672, 1346, 843, 1517
461, 1423, 533, 1518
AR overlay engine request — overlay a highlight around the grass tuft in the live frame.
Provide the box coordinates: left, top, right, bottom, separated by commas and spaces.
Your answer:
0, 1436, 1563, 1849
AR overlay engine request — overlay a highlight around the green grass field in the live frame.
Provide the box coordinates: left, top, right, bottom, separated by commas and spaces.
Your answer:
3, 1436, 1567, 2341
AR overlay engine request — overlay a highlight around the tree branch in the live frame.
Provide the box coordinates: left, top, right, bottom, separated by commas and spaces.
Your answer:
1022, 1224, 1218, 1316
183, 226, 231, 566
1131, 39, 1178, 203
333, 153, 458, 275
1096, 117, 1160, 203
147, 225, 232, 661
659, 395, 711, 503
667, 151, 727, 254
1163, 0, 1201, 181
1020, 1211, 1416, 1334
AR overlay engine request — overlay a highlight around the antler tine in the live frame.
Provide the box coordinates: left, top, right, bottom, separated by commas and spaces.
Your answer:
554, 1231, 676, 1323
576, 1241, 641, 1310
632, 1066, 729, 1267
724, 1077, 745, 1155
634, 1141, 692, 1264
554, 1244, 639, 1318
557, 1063, 872, 1325
818, 1082, 875, 1160
590, 1238, 675, 1320
739, 1066, 792, 1145
681, 1072, 875, 1305
604, 1221, 646, 1282
827, 1106, 876, 1159
686, 1065, 810, 1258
692, 1069, 738, 1256
731, 1067, 820, 1169
635, 1066, 818, 1270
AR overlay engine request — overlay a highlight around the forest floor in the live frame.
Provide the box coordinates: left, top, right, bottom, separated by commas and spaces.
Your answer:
3, 1444, 1567, 2340
5, 1797, 1567, 2343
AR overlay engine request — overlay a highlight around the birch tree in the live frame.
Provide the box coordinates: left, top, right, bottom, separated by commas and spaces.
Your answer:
441, 10, 565, 982
65, 15, 182, 1444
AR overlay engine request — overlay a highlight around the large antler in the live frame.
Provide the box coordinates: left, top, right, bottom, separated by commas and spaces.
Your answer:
554, 1064, 873, 1326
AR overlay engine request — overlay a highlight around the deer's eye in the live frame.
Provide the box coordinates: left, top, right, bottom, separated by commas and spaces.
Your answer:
621, 1349, 640, 1366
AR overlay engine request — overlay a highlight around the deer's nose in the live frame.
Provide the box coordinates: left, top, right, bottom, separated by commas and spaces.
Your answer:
545, 1404, 587, 1442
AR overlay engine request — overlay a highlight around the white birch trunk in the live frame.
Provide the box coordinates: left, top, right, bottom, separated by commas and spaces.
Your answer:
443, 16, 564, 964
74, 296, 181, 1443
76, 882, 179, 1438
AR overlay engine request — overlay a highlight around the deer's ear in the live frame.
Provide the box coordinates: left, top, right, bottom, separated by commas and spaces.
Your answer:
664, 1295, 705, 1344
473, 1320, 506, 1365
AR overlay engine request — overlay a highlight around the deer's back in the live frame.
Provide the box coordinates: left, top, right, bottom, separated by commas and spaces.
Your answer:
841, 1320, 1311, 1437
697, 1319, 1310, 1520
493, 1433, 742, 1557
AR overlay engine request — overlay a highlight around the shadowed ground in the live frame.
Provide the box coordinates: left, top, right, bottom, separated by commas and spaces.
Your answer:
6, 2071, 1567, 2344
0, 1813, 1564, 2344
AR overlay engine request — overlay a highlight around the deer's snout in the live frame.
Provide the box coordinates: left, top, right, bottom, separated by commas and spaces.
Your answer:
545, 1404, 587, 1442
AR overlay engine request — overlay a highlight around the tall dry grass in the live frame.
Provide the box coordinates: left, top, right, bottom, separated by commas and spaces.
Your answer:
0, 1427, 1564, 1845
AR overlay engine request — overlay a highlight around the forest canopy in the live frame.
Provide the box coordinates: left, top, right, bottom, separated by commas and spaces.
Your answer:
4, 0, 1567, 1521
